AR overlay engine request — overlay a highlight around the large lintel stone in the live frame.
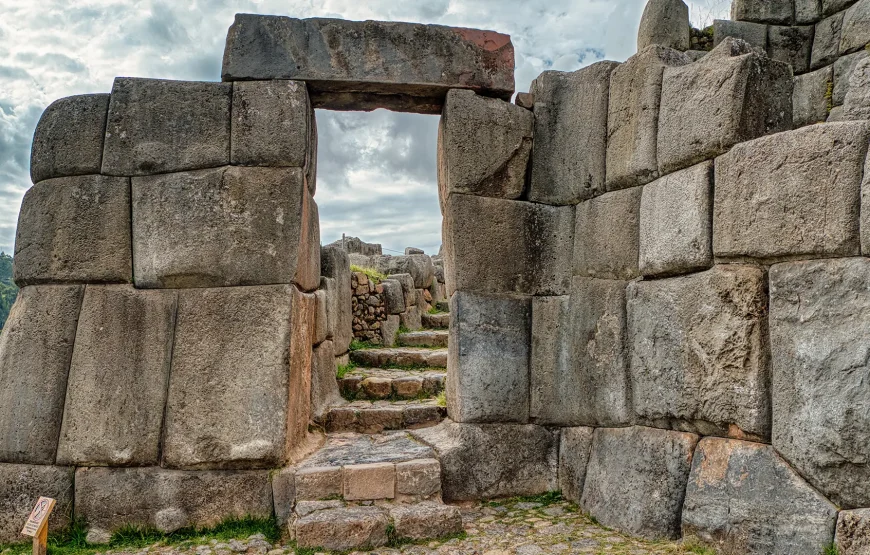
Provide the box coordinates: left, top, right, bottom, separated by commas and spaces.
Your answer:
30, 94, 110, 184
714, 122, 869, 263
581, 426, 698, 540
0, 285, 84, 464
732, 0, 796, 24
529, 62, 619, 205
56, 285, 177, 467
573, 187, 641, 281
658, 38, 793, 175
628, 265, 770, 439
221, 15, 515, 114
770, 257, 870, 508
840, 0, 870, 54
102, 78, 231, 176
682, 438, 838, 554
14, 175, 132, 286
0, 464, 73, 543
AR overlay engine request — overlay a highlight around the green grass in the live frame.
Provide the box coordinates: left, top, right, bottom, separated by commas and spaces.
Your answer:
427, 306, 447, 315
822, 544, 840, 555
487, 491, 564, 508
336, 362, 356, 379
350, 265, 387, 284
349, 339, 380, 351
681, 536, 718, 555
436, 390, 447, 407
825, 79, 834, 115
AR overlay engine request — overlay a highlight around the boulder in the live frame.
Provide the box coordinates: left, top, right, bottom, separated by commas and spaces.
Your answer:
412, 420, 558, 501
438, 89, 533, 204
102, 78, 231, 176
639, 161, 713, 277
793, 66, 834, 126
0, 464, 73, 543
573, 187, 641, 281
637, 0, 691, 51
713, 19, 769, 50
448, 291, 531, 423
14, 175, 132, 286
658, 37, 793, 175
559, 427, 595, 504
768, 25, 814, 73
222, 15, 515, 114
581, 426, 699, 540
30, 94, 110, 183
311, 340, 343, 421
770, 258, 870, 508
381, 279, 406, 315
840, 0, 870, 54
390, 273, 416, 307
844, 56, 870, 119
528, 62, 620, 204
295, 506, 389, 550
834, 50, 869, 105
372, 255, 434, 289
0, 285, 84, 464
682, 438, 838, 555
389, 502, 463, 540
731, 0, 795, 24
56, 286, 177, 466
837, 510, 870, 555
714, 122, 869, 263
321, 246, 353, 355
811, 12, 845, 69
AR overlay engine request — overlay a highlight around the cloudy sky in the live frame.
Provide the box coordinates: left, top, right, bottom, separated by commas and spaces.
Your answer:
0, 0, 728, 256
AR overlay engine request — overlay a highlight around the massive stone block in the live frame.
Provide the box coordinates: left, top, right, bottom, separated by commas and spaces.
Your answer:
834, 50, 869, 105
0, 285, 84, 464
637, 0, 690, 51
529, 62, 620, 204
75, 467, 272, 534
767, 25, 814, 74
14, 175, 132, 286
639, 161, 713, 277
793, 66, 834, 126
840, 0, 870, 54
606, 45, 690, 191
412, 420, 558, 501
682, 438, 838, 555
102, 78, 231, 176
30, 94, 110, 183
732, 0, 795, 24
844, 56, 870, 119
811, 12, 845, 69
438, 89, 532, 203
581, 426, 699, 540
311, 340, 343, 421
444, 194, 574, 296
713, 19, 769, 50
321, 246, 353, 355
163, 285, 312, 469
770, 258, 870, 508
0, 464, 73, 543
797, 0, 823, 23
56, 286, 177, 467
132, 166, 319, 289
573, 187, 641, 281
448, 291, 531, 423
714, 122, 869, 262
628, 265, 770, 439
559, 427, 595, 504
222, 15, 515, 114
372, 255, 435, 289
658, 38, 793, 175
823, 0, 857, 17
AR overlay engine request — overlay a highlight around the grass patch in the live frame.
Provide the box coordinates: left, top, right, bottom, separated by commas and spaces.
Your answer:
487, 491, 564, 508
825, 79, 834, 115
336, 362, 356, 379
349, 339, 380, 352
350, 265, 387, 284
822, 544, 840, 555
427, 306, 447, 315
436, 390, 447, 408
682, 536, 718, 555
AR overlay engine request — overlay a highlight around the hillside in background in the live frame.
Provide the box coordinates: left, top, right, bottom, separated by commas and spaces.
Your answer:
0, 254, 18, 328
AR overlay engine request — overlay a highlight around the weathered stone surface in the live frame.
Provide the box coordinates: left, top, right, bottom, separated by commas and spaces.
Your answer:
606, 45, 690, 191
0, 285, 83, 464
811, 12, 845, 68
445, 194, 574, 296
438, 89, 532, 204
75, 467, 272, 533
797, 0, 823, 23
295, 466, 342, 500
793, 65, 835, 126
371, 255, 435, 289
713, 19, 769, 50
399, 306, 423, 332
313, 289, 328, 345
559, 427, 595, 504
56, 286, 176, 466
350, 347, 447, 369
295, 506, 388, 550
412, 420, 558, 501
530, 296, 571, 424
770, 258, 870, 508
732, 0, 795, 24
448, 291, 531, 423
163, 285, 312, 469
222, 15, 514, 114
398, 330, 448, 348
837, 510, 870, 554
682, 438, 838, 554
321, 247, 353, 355
823, 0, 858, 16
658, 38, 793, 175
637, 0, 690, 51
343, 463, 395, 501
311, 340, 343, 421
829, 104, 847, 120
390, 273, 416, 308
714, 122, 869, 262
840, 0, 870, 54
573, 187, 641, 280
381, 279, 405, 315
581, 426, 699, 540
271, 468, 295, 524
422, 312, 449, 329
628, 265, 770, 439
768, 25, 814, 73
30, 94, 110, 183
102, 78, 231, 176
529, 62, 620, 204
14, 175, 131, 286
844, 56, 870, 119
390, 502, 463, 540
834, 50, 869, 104
639, 161, 712, 277
0, 464, 73, 543
133, 166, 318, 289
396, 459, 441, 499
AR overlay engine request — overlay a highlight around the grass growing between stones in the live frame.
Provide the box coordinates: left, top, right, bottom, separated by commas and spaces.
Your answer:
335, 362, 356, 379
349, 265, 387, 284
349, 339, 380, 351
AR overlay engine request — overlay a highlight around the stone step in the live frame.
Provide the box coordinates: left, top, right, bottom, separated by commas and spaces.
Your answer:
339, 368, 446, 401
398, 329, 449, 348
350, 347, 447, 369
435, 300, 450, 313
422, 311, 450, 329
325, 400, 446, 434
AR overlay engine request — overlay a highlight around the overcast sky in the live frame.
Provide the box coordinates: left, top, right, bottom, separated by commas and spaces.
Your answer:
0, 0, 728, 256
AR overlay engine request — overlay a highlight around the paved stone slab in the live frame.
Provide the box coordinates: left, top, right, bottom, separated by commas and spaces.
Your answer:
30, 94, 110, 183
581, 426, 698, 540
770, 257, 870, 508
529, 62, 619, 204
343, 462, 395, 501
295, 467, 342, 500
298, 432, 434, 469
14, 175, 132, 286
714, 122, 869, 262
637, 0, 690, 51
438, 89, 532, 203
682, 438, 838, 554
295, 505, 388, 550
844, 56, 870, 119
0, 464, 73, 543
837, 509, 870, 554
222, 15, 514, 114
559, 427, 594, 504
102, 78, 231, 176
713, 19, 769, 50
321, 246, 353, 355
840, 0, 870, 54
794, 65, 834, 126
573, 187, 641, 280
390, 502, 463, 541
811, 12, 845, 68
57, 285, 176, 466
422, 312, 449, 329
412, 420, 558, 501
834, 50, 869, 104
732, 0, 795, 24
350, 347, 447, 369
396, 459, 441, 499
0, 285, 83, 464
628, 265, 770, 439
398, 330, 448, 348
325, 401, 446, 434
768, 24, 814, 73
